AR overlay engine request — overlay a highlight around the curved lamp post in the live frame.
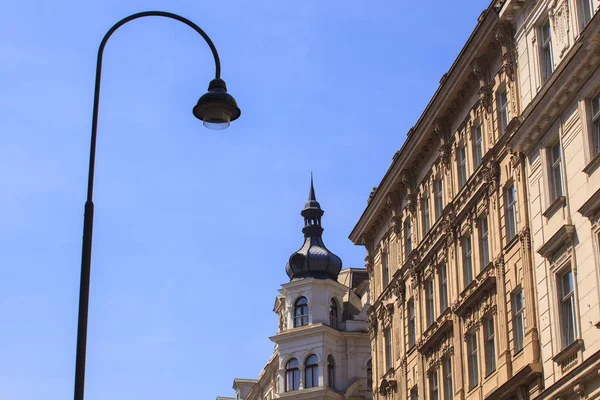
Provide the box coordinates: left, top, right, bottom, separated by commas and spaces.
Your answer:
74, 11, 241, 400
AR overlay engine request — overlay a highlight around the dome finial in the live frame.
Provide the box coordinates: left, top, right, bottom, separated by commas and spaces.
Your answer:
309, 172, 316, 201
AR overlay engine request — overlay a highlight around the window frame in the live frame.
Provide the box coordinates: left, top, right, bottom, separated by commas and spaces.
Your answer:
443, 357, 453, 400
423, 195, 431, 234
462, 235, 473, 287
382, 252, 390, 287
329, 298, 338, 329
327, 355, 336, 388
426, 278, 435, 327
540, 18, 554, 82
467, 331, 479, 390
549, 141, 564, 201
405, 218, 413, 255
285, 358, 301, 392
439, 264, 449, 312
505, 184, 518, 243
384, 326, 393, 370
591, 91, 600, 156
366, 359, 373, 391
581, 0, 595, 27
294, 297, 309, 327
484, 316, 496, 376
435, 178, 444, 219
473, 124, 483, 168
430, 370, 439, 400
304, 354, 319, 389
479, 216, 490, 267
408, 299, 416, 349
513, 289, 525, 354
458, 144, 468, 188
559, 268, 577, 348
498, 89, 510, 134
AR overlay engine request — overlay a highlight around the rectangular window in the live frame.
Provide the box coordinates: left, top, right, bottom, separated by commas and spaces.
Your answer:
411, 387, 419, 400
467, 332, 479, 389
423, 196, 431, 234
408, 299, 416, 348
435, 179, 444, 219
458, 145, 467, 188
513, 289, 525, 353
498, 90, 509, 134
560, 269, 577, 347
384, 327, 393, 370
479, 216, 490, 267
474, 125, 483, 168
582, 0, 595, 26
440, 264, 449, 311
485, 317, 496, 376
426, 279, 435, 327
443, 357, 453, 400
541, 19, 554, 82
430, 370, 439, 400
505, 185, 518, 242
592, 92, 600, 155
462, 235, 473, 287
382, 253, 389, 287
550, 142, 564, 201
405, 219, 413, 254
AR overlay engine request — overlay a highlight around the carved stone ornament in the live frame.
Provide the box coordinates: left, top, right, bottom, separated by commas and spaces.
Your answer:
478, 84, 493, 114
392, 214, 402, 235
367, 308, 378, 339
502, 50, 516, 82
392, 279, 406, 304
519, 226, 531, 250
494, 253, 505, 275
407, 192, 418, 214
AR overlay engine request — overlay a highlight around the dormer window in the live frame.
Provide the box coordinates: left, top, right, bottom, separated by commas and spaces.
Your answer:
294, 297, 309, 327
329, 299, 338, 329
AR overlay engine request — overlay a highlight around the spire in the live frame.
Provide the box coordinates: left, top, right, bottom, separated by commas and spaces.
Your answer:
285, 176, 343, 281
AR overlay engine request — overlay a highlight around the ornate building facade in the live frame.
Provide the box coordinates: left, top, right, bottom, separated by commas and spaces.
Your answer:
349, 2, 546, 400
218, 180, 373, 400
503, 0, 600, 398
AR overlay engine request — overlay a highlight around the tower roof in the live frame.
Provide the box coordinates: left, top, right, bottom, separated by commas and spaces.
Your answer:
285, 177, 342, 281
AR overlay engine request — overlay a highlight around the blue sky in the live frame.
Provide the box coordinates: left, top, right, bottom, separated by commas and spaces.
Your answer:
1, 0, 487, 398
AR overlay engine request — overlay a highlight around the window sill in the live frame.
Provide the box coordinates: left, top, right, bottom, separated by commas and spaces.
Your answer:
552, 338, 584, 365
503, 234, 520, 252
542, 196, 566, 218
583, 151, 600, 175
484, 368, 497, 380
407, 345, 416, 356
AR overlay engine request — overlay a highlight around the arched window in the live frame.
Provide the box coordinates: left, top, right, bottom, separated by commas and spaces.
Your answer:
327, 355, 335, 388
305, 354, 319, 388
294, 297, 309, 327
366, 359, 373, 390
329, 298, 338, 329
285, 358, 300, 392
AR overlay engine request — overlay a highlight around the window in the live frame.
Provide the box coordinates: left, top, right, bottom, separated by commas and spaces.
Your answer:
285, 359, 300, 391
305, 354, 319, 388
430, 370, 439, 400
382, 252, 390, 287
408, 299, 416, 348
485, 317, 496, 376
435, 179, 444, 219
462, 235, 473, 287
550, 142, 563, 201
423, 196, 431, 234
405, 219, 413, 254
294, 297, 309, 327
467, 332, 479, 389
384, 327, 393, 370
327, 355, 335, 388
479, 216, 490, 267
541, 19, 554, 82
440, 264, 449, 311
366, 359, 373, 390
458, 145, 467, 188
498, 89, 509, 134
560, 269, 577, 347
426, 279, 435, 327
505, 185, 518, 242
411, 386, 419, 400
443, 357, 453, 400
582, 0, 595, 26
474, 125, 483, 168
591, 92, 600, 155
329, 298, 338, 329
513, 289, 525, 353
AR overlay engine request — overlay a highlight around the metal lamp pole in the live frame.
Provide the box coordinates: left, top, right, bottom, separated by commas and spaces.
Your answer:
74, 11, 241, 400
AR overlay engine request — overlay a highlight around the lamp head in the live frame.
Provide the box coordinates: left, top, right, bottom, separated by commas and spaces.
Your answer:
193, 78, 241, 130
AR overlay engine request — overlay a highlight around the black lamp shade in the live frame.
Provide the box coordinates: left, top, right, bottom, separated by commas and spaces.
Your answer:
193, 78, 241, 130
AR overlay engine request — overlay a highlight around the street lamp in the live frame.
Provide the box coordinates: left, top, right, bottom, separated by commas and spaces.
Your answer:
74, 11, 241, 400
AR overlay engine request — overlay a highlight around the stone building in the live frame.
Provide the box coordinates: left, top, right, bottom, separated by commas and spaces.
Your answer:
218, 180, 373, 400
349, 2, 547, 400
503, 0, 600, 398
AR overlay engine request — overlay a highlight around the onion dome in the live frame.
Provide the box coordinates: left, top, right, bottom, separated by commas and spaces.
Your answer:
285, 176, 343, 281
